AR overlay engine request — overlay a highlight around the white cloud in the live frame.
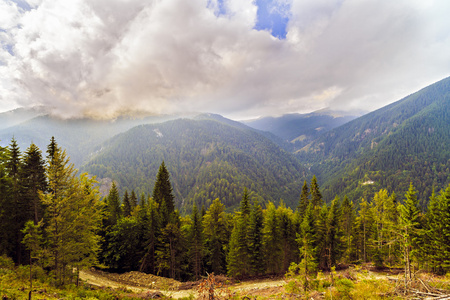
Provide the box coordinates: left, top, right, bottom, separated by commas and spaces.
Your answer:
0, 0, 449, 118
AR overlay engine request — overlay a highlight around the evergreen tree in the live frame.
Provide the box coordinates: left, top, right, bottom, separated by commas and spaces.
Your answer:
40, 145, 102, 285
315, 204, 329, 270
21, 143, 47, 224
276, 202, 298, 272
423, 189, 445, 274
354, 198, 375, 262
188, 204, 204, 279
130, 190, 138, 209
227, 189, 252, 277
298, 180, 310, 217
105, 182, 121, 227
298, 202, 318, 292
6, 138, 26, 264
139, 197, 160, 274
123, 190, 131, 217
152, 161, 175, 226
398, 183, 422, 281
247, 200, 264, 276
325, 196, 343, 270
262, 202, 282, 274
340, 196, 355, 263
202, 198, 229, 275
0, 143, 11, 257
310, 176, 323, 208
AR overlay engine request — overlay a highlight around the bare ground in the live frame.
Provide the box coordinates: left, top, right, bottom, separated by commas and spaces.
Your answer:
79, 269, 286, 299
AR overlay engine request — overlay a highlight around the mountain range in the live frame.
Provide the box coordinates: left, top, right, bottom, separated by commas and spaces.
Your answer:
1, 76, 449, 210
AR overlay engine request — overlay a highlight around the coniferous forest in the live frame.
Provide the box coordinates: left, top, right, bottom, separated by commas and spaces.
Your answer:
2, 136, 450, 288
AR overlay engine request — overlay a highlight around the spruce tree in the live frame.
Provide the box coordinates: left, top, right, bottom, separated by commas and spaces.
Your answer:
340, 196, 355, 263
188, 204, 204, 279
325, 196, 343, 270
21, 143, 47, 224
398, 183, 421, 281
310, 176, 323, 209
130, 190, 138, 209
262, 202, 282, 274
152, 161, 175, 226
202, 198, 229, 274
247, 200, 264, 276
298, 202, 318, 292
40, 145, 102, 285
6, 138, 26, 264
298, 180, 310, 217
123, 190, 131, 217
227, 189, 252, 277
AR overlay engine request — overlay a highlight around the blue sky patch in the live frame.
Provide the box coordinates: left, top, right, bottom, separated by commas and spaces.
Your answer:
254, 0, 291, 39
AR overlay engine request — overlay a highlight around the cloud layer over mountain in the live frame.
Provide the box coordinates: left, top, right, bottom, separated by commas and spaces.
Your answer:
1, 0, 449, 119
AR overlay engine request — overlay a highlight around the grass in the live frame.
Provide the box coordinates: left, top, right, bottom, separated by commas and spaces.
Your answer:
0, 255, 166, 300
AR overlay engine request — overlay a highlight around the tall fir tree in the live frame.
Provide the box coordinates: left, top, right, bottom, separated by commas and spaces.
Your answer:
325, 196, 343, 270
202, 198, 229, 275
298, 202, 318, 292
298, 180, 310, 218
340, 196, 355, 263
227, 188, 252, 277
310, 176, 323, 209
398, 183, 422, 281
247, 199, 264, 276
262, 202, 282, 274
6, 138, 26, 264
152, 161, 175, 226
21, 143, 47, 224
123, 190, 132, 217
188, 204, 204, 279
40, 143, 102, 285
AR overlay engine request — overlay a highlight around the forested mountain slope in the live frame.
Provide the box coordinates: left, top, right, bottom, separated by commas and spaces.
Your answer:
0, 114, 176, 166
245, 109, 360, 149
297, 76, 450, 205
82, 118, 309, 212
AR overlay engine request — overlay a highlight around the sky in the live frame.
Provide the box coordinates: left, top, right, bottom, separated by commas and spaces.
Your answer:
0, 0, 449, 120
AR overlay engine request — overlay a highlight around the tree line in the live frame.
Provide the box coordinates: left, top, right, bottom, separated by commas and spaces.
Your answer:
1, 138, 450, 285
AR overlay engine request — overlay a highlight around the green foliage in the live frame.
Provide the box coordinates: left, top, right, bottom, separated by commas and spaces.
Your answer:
298, 76, 450, 205
82, 118, 309, 211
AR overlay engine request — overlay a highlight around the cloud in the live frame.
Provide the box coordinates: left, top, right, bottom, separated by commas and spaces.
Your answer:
1, 0, 449, 119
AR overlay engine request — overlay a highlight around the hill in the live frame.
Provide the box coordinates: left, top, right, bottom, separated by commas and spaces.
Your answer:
244, 109, 360, 149
297, 76, 450, 204
82, 117, 309, 212
0, 114, 177, 166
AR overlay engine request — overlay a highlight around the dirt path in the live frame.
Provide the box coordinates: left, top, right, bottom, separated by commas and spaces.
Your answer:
79, 270, 286, 299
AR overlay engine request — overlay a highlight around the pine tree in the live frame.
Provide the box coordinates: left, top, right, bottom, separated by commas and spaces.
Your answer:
276, 202, 297, 272
354, 198, 375, 262
247, 200, 264, 276
21, 143, 47, 224
152, 161, 175, 226
130, 190, 138, 209
188, 204, 204, 279
202, 198, 229, 275
139, 197, 160, 274
123, 190, 132, 217
40, 145, 102, 285
398, 183, 421, 281
310, 176, 323, 208
325, 196, 343, 270
298, 202, 318, 292
227, 189, 252, 277
0, 143, 11, 257
340, 196, 355, 263
6, 138, 26, 264
105, 182, 121, 227
298, 180, 310, 217
262, 202, 282, 274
